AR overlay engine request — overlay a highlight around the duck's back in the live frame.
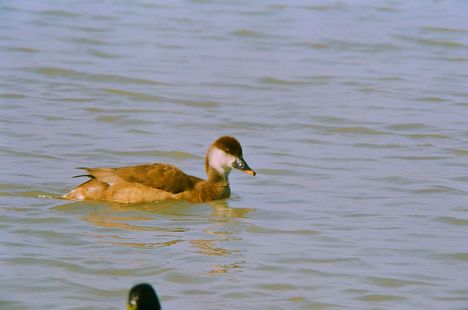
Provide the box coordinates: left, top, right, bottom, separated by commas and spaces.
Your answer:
84, 163, 202, 194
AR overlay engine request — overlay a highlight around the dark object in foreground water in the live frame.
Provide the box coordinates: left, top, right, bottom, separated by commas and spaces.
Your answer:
127, 283, 161, 310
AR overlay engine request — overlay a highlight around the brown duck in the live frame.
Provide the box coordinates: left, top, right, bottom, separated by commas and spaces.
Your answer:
63, 136, 256, 203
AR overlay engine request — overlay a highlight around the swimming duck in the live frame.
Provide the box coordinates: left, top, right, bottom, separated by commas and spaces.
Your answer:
127, 283, 161, 310
63, 136, 256, 203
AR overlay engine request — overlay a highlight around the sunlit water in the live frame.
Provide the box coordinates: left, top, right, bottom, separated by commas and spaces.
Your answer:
1, 1, 467, 309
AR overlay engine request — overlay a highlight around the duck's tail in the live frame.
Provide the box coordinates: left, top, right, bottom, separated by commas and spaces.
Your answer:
62, 178, 108, 201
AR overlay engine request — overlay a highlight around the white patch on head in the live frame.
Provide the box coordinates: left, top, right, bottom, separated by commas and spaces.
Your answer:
208, 147, 236, 175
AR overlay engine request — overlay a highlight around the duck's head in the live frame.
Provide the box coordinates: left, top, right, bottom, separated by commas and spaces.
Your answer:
127, 283, 161, 310
206, 136, 256, 178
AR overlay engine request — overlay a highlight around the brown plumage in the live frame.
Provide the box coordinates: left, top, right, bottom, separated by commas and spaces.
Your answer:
63, 136, 256, 203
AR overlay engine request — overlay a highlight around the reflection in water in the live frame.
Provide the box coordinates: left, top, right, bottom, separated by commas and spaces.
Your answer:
208, 261, 245, 275
107, 240, 182, 249
191, 239, 232, 257
209, 200, 254, 219
55, 199, 253, 273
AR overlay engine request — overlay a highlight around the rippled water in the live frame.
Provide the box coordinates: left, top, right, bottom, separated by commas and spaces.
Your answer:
1, 1, 468, 309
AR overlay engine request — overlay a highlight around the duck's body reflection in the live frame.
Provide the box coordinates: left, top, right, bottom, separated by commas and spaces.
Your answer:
55, 199, 253, 273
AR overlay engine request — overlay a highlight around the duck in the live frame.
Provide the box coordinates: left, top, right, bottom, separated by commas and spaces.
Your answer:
63, 136, 256, 204
127, 283, 161, 310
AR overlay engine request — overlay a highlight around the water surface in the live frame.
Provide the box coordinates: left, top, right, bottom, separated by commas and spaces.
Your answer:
1, 1, 467, 309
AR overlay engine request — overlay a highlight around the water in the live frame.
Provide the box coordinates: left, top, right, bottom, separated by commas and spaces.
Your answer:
1, 1, 467, 309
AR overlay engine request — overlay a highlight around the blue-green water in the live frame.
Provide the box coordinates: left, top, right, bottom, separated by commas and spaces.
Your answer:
1, 1, 467, 309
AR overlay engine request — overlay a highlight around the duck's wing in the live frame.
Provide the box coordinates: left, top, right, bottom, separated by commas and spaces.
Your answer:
79, 163, 202, 194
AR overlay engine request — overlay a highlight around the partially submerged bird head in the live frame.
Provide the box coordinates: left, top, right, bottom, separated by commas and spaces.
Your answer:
127, 283, 161, 310
206, 136, 256, 178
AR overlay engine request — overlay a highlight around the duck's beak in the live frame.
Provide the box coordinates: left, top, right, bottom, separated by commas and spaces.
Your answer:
233, 158, 256, 176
